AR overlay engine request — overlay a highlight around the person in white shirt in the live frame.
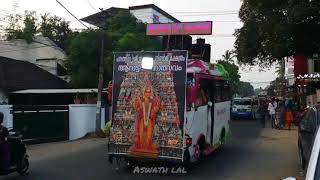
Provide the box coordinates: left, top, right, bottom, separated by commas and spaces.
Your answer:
268, 99, 277, 129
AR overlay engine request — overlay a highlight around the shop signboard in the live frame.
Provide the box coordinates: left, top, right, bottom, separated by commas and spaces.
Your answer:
147, 21, 212, 36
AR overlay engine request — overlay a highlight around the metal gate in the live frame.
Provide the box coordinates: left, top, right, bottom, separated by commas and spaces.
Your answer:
12, 105, 69, 144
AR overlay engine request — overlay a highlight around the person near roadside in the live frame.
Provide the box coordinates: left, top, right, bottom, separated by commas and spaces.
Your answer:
0, 112, 10, 174
268, 98, 277, 129
276, 101, 285, 129
258, 101, 268, 128
284, 105, 294, 130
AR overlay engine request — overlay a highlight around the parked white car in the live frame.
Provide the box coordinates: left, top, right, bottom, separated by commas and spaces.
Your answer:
304, 126, 320, 180
284, 126, 320, 180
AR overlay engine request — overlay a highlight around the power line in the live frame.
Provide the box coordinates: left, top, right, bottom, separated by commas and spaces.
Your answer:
87, 0, 98, 12
55, 0, 89, 29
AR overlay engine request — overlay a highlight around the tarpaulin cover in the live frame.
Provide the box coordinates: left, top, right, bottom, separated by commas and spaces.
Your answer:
187, 59, 229, 78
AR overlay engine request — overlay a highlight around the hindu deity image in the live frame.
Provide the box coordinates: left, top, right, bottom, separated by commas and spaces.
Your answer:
111, 69, 184, 158
128, 74, 161, 156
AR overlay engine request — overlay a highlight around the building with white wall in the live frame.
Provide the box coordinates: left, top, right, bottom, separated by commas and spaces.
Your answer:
81, 4, 180, 27
128, 4, 180, 23
0, 35, 67, 78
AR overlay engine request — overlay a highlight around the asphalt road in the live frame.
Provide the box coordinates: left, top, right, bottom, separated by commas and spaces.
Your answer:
1, 120, 302, 180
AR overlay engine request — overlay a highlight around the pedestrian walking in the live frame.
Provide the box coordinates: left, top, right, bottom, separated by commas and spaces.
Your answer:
268, 99, 277, 129
276, 101, 285, 129
0, 112, 10, 174
284, 108, 293, 130
258, 101, 268, 128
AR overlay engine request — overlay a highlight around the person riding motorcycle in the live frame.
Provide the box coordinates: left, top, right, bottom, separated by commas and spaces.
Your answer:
0, 112, 10, 174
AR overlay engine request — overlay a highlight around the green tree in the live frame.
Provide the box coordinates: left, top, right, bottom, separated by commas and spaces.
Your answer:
39, 13, 72, 49
254, 88, 263, 96
275, 60, 285, 78
65, 11, 161, 88
221, 50, 236, 63
65, 30, 111, 88
235, 0, 320, 66
237, 81, 255, 97
217, 59, 241, 96
5, 11, 37, 43
4, 11, 72, 47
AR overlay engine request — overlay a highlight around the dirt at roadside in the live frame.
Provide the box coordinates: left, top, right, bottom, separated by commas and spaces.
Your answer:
257, 127, 304, 180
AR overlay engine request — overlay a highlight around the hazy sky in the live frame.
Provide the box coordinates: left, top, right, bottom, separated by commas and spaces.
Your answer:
0, 0, 276, 88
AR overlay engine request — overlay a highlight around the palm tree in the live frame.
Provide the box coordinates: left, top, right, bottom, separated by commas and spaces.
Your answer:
275, 60, 285, 78
221, 50, 236, 63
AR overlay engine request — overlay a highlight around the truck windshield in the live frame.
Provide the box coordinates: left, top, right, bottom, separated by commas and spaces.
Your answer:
233, 100, 251, 105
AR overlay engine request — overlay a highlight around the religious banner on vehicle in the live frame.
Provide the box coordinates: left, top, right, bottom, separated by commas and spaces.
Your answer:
109, 51, 187, 160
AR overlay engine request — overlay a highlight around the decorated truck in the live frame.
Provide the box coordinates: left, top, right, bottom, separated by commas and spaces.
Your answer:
108, 51, 231, 167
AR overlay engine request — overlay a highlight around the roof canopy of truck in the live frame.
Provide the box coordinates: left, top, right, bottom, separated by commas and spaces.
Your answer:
187, 59, 229, 79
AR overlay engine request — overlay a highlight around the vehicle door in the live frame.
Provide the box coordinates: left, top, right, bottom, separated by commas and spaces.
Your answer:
300, 108, 318, 161
191, 78, 211, 144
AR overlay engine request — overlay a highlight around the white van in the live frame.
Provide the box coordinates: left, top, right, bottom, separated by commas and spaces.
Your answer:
231, 97, 253, 119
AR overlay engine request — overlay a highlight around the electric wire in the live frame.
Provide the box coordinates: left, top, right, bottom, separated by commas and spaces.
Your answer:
55, 0, 89, 29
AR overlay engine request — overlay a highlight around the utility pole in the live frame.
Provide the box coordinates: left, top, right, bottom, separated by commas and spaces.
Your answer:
96, 35, 104, 135
56, 0, 105, 136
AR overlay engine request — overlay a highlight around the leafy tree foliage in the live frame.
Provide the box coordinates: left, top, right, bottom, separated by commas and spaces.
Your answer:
217, 50, 254, 97
5, 11, 37, 43
4, 11, 71, 48
39, 14, 72, 49
235, 0, 320, 66
217, 59, 241, 95
237, 81, 255, 97
65, 12, 161, 88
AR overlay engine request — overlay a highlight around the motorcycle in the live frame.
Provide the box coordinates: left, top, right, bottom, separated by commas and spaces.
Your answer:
0, 129, 29, 176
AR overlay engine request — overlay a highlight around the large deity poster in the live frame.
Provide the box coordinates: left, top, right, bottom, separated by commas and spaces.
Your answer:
109, 51, 187, 160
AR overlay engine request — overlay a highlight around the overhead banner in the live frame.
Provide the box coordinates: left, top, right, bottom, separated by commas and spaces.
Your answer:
147, 21, 213, 36
110, 51, 187, 160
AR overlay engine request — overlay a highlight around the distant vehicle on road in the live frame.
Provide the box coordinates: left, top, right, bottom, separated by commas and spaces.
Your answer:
298, 106, 320, 171
231, 97, 253, 120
